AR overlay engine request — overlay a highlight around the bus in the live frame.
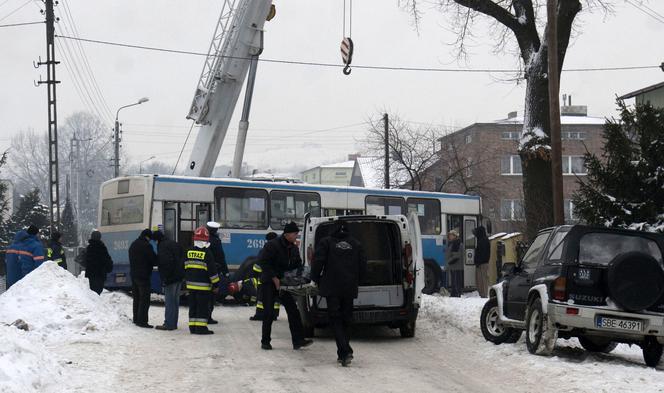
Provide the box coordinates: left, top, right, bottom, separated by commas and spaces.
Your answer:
97, 175, 484, 292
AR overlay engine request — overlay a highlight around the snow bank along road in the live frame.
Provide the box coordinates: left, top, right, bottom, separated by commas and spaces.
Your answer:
1, 263, 663, 393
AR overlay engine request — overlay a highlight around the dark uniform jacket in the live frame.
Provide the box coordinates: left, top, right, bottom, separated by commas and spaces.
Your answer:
473, 226, 490, 266
257, 235, 302, 282
184, 246, 220, 291
47, 240, 67, 270
209, 233, 229, 276
312, 230, 367, 298
84, 239, 113, 278
128, 237, 157, 285
157, 238, 185, 285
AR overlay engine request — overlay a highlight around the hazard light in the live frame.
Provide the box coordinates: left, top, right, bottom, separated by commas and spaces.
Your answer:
553, 276, 567, 301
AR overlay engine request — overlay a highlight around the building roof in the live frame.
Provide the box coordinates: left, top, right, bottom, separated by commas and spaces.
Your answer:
319, 160, 355, 169
618, 81, 664, 100
355, 157, 384, 188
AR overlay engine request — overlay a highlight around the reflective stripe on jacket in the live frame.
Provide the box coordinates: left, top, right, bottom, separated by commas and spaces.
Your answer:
184, 247, 219, 291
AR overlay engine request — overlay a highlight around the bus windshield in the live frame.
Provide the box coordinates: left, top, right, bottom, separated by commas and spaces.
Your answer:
101, 195, 145, 226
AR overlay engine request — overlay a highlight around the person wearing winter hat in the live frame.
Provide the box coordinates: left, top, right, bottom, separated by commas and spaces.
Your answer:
128, 228, 158, 328
153, 230, 185, 331
84, 230, 113, 294
258, 221, 312, 350
5, 225, 45, 289
184, 226, 220, 335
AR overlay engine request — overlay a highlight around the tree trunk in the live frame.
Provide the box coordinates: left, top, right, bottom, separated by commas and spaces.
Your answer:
519, 51, 553, 240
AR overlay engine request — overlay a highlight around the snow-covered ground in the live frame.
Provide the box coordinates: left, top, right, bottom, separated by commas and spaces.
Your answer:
1, 262, 662, 393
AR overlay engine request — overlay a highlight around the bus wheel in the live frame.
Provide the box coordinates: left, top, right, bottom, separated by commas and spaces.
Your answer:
422, 259, 442, 295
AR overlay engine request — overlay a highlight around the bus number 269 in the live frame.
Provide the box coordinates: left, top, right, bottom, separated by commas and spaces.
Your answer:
246, 239, 267, 249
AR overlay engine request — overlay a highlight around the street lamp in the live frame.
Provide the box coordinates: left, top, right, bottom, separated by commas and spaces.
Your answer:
139, 155, 156, 173
114, 97, 149, 177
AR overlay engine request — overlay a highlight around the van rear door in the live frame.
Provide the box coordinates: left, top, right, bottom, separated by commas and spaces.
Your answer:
407, 212, 425, 304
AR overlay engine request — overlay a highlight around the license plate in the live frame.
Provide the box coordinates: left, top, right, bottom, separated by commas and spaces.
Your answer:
115, 275, 127, 284
596, 316, 643, 332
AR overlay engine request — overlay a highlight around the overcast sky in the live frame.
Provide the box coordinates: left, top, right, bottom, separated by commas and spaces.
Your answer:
1, 0, 663, 174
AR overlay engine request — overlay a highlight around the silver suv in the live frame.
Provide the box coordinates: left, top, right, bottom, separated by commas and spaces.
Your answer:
480, 225, 664, 368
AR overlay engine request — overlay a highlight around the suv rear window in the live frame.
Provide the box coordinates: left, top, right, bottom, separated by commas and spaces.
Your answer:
579, 233, 663, 265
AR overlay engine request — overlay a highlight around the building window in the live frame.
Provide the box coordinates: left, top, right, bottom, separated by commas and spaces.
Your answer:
501, 131, 520, 140
500, 199, 525, 221
335, 171, 346, 176
562, 131, 587, 140
564, 199, 577, 222
465, 134, 472, 144
500, 155, 522, 175
562, 156, 587, 175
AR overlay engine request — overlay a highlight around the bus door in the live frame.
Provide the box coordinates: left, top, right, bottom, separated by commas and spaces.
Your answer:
163, 202, 211, 249
462, 216, 478, 289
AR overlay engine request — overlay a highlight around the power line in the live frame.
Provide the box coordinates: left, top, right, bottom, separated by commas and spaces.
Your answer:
58, 0, 114, 120
55, 34, 663, 74
626, 0, 664, 24
0, 19, 42, 27
0, 0, 31, 22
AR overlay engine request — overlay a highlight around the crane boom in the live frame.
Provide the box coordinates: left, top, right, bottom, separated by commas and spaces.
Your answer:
184, 0, 273, 177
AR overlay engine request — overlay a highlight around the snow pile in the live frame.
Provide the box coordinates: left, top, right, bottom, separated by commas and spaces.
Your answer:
0, 325, 64, 392
0, 261, 133, 342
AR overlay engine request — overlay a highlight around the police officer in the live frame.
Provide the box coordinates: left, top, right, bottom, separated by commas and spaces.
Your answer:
185, 226, 220, 335
259, 222, 312, 350
312, 223, 367, 366
47, 231, 67, 270
206, 221, 229, 325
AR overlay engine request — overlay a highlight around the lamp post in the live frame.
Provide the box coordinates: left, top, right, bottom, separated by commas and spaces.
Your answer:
114, 97, 149, 177
139, 155, 156, 173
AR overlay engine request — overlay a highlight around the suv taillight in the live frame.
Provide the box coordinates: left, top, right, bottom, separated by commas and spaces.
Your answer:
553, 276, 567, 301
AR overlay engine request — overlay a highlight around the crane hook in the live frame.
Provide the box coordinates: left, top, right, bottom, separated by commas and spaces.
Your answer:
343, 65, 352, 75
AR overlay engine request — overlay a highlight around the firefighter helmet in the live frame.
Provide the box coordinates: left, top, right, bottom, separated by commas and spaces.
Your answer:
193, 226, 209, 242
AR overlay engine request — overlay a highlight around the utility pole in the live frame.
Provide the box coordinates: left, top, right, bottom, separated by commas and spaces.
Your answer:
113, 118, 121, 178
383, 113, 390, 189
547, 0, 564, 225
35, 0, 61, 233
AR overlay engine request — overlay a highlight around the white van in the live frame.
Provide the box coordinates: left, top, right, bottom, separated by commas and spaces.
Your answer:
296, 213, 424, 337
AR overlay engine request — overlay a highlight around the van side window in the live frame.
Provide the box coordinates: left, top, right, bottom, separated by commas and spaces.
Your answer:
407, 198, 441, 235
270, 190, 321, 229
214, 187, 268, 229
366, 196, 405, 216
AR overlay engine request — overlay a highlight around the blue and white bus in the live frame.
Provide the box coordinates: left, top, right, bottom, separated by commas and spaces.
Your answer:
97, 175, 484, 292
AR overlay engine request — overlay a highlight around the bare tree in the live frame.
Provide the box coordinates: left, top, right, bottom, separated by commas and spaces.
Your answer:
403, 0, 609, 238
362, 113, 440, 190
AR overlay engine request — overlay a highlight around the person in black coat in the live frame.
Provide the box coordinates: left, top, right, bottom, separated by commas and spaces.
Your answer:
312, 224, 367, 366
153, 230, 185, 330
128, 228, 158, 328
473, 225, 490, 298
259, 221, 312, 350
206, 221, 228, 324
84, 231, 113, 295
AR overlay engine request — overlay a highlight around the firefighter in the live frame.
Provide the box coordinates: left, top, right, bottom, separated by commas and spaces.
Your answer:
185, 226, 220, 335
46, 231, 67, 270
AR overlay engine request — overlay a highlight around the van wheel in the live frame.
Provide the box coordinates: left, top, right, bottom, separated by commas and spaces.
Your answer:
578, 336, 617, 353
642, 337, 663, 367
422, 259, 442, 295
480, 297, 518, 344
525, 297, 557, 355
400, 320, 416, 338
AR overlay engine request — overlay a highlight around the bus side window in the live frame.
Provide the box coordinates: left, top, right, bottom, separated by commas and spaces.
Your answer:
366, 196, 405, 216
407, 198, 441, 235
269, 190, 320, 229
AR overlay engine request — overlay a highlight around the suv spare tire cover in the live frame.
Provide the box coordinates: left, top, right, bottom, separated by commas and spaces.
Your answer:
607, 251, 664, 312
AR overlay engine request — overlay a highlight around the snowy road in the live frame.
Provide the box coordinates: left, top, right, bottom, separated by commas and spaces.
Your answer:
2, 264, 663, 393
47, 299, 663, 393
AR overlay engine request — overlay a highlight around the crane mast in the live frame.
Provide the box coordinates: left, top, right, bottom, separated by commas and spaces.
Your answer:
185, 0, 273, 177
